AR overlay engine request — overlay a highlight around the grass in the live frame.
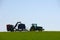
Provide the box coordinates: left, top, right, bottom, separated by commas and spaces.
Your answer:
0, 31, 60, 40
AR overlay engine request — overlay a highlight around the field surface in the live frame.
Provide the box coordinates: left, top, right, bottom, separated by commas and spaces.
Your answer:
0, 31, 60, 40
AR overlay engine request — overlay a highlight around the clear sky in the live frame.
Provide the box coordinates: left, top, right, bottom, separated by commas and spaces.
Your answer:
0, 0, 60, 31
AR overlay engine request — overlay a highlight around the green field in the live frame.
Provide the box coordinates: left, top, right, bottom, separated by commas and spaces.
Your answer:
0, 31, 60, 40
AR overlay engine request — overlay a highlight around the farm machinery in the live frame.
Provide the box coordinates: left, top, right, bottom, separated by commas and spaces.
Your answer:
6, 22, 44, 32
6, 22, 27, 32
30, 24, 44, 31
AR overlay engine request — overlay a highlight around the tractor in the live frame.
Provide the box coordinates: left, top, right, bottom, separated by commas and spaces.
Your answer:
6, 22, 27, 32
30, 24, 44, 31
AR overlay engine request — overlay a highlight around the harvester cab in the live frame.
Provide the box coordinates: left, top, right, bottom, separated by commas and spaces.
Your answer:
6, 24, 14, 32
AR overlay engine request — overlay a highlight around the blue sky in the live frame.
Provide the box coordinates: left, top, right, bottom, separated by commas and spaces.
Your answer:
0, 0, 60, 31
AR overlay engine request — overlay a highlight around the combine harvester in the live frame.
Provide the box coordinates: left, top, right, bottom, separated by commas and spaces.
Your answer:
6, 22, 27, 32
6, 22, 44, 32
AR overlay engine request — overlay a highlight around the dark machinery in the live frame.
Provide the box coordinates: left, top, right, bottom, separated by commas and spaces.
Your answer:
30, 24, 44, 31
6, 22, 44, 32
6, 24, 14, 32
6, 22, 26, 32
